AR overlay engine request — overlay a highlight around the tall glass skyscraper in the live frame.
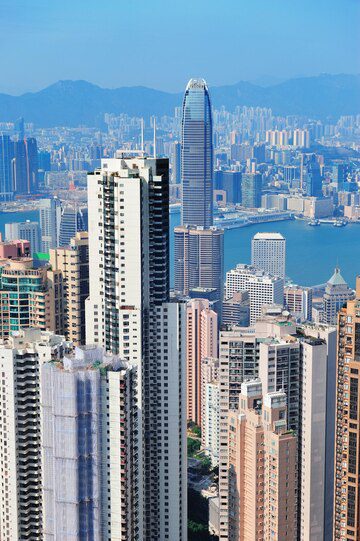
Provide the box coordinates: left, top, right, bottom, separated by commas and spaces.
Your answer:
181, 78, 213, 227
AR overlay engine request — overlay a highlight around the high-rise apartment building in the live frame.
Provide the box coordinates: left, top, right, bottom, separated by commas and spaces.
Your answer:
251, 232, 286, 279
334, 278, 360, 540
86, 156, 187, 541
49, 231, 89, 345
201, 357, 219, 466
181, 78, 213, 227
5, 220, 41, 255
266, 129, 290, 147
293, 129, 310, 148
284, 285, 313, 322
174, 224, 224, 300
0, 256, 64, 339
39, 197, 62, 252
219, 314, 336, 540
241, 172, 262, 208
323, 267, 354, 325
227, 381, 297, 541
0, 328, 70, 541
41, 345, 139, 540
186, 299, 218, 425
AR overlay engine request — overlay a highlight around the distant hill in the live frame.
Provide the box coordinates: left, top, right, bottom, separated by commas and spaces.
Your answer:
0, 74, 359, 127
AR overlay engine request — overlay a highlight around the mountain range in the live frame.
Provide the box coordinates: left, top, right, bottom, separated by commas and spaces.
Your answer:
0, 74, 359, 128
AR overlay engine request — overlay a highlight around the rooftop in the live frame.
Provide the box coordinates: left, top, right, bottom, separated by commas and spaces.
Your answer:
327, 266, 347, 286
253, 232, 285, 240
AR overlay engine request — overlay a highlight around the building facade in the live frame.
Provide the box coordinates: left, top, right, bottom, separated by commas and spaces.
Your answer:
181, 78, 213, 228
39, 198, 62, 252
251, 232, 286, 279
5, 220, 41, 255
323, 267, 354, 325
86, 156, 187, 541
49, 231, 89, 345
227, 381, 297, 541
334, 278, 360, 540
174, 224, 224, 301
0, 329, 70, 541
41, 345, 139, 541
186, 299, 218, 425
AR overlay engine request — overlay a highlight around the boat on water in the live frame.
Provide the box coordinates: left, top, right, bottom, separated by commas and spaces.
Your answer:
334, 220, 347, 227
308, 219, 320, 226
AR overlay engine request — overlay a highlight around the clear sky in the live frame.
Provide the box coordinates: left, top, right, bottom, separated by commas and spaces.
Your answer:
1, 0, 359, 94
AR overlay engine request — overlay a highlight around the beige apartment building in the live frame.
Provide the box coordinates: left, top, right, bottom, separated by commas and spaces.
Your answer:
186, 298, 218, 425
334, 277, 360, 540
49, 231, 89, 345
228, 380, 297, 541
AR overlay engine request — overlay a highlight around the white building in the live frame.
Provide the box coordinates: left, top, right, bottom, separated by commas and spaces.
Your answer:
41, 345, 139, 541
251, 232, 286, 279
86, 156, 187, 540
225, 263, 258, 300
225, 263, 284, 325
39, 197, 62, 252
203, 381, 220, 466
247, 273, 284, 324
0, 328, 70, 541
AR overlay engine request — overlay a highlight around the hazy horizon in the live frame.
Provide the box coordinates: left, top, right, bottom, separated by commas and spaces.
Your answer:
1, 0, 359, 94
0, 72, 359, 97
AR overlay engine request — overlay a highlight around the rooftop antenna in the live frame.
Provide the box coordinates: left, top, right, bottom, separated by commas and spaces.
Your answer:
140, 118, 144, 153
153, 117, 157, 158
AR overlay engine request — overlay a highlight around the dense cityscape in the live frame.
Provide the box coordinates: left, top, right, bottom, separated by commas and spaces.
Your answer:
0, 2, 360, 540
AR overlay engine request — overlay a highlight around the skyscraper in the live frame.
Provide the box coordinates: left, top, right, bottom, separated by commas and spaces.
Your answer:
12, 138, 39, 195
86, 156, 187, 541
174, 224, 224, 301
181, 78, 213, 227
323, 267, 354, 325
0, 256, 63, 339
186, 298, 218, 425
300, 153, 323, 198
172, 141, 181, 184
334, 278, 360, 540
0, 328, 70, 540
0, 135, 14, 201
39, 197, 62, 252
58, 205, 88, 246
227, 381, 297, 541
241, 172, 262, 208
251, 232, 286, 279
5, 220, 41, 255
49, 231, 89, 345
41, 345, 140, 540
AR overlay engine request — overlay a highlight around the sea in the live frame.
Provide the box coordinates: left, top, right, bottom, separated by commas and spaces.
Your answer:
1, 209, 360, 288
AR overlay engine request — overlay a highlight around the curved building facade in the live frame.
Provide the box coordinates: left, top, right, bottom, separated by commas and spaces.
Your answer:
181, 78, 213, 227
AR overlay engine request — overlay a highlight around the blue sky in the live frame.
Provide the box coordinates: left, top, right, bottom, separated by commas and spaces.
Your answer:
0, 0, 359, 94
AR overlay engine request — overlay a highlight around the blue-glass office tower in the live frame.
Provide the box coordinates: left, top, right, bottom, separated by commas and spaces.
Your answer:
242, 172, 262, 208
0, 135, 14, 201
301, 153, 323, 198
181, 78, 213, 227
